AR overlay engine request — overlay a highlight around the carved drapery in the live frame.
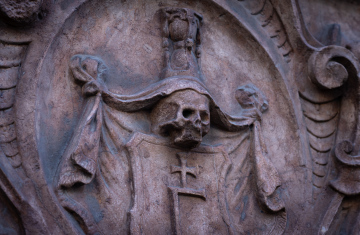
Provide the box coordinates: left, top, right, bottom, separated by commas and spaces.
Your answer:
0, 0, 359, 234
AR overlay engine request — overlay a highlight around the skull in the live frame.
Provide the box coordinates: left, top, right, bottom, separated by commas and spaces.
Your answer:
151, 89, 210, 149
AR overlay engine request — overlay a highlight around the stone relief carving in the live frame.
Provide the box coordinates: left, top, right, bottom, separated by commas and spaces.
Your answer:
296, 1, 360, 233
0, 40, 51, 234
55, 8, 285, 234
0, 0, 360, 234
0, 41, 27, 168
239, 0, 293, 62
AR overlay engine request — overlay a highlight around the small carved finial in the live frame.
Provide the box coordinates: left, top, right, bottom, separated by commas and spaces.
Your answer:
161, 7, 203, 80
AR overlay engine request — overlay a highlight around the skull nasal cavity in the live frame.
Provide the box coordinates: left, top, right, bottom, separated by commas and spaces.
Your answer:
182, 109, 194, 118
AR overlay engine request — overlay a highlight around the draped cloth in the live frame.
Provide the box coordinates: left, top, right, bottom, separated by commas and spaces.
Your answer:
56, 54, 286, 234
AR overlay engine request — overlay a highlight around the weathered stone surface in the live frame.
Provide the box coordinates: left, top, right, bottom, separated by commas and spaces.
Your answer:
0, 0, 42, 26
0, 0, 359, 234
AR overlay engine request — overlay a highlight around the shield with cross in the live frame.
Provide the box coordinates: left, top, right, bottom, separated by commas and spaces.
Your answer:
126, 132, 233, 235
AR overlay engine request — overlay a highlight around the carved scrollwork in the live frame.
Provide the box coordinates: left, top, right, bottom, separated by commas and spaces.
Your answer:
331, 140, 360, 195
6, 0, 360, 233
299, 44, 360, 201
303, 40, 360, 235
318, 140, 360, 234
308, 45, 359, 90
299, 95, 341, 198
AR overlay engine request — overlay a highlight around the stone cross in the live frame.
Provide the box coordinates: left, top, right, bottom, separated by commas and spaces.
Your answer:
168, 152, 206, 234
171, 153, 197, 187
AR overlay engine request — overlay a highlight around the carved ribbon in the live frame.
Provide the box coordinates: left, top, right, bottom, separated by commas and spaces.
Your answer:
252, 121, 285, 213
57, 56, 105, 188
234, 83, 284, 212
58, 94, 102, 188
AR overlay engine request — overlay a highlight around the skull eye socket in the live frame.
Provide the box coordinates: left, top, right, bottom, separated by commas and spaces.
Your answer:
182, 109, 194, 118
200, 111, 209, 123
